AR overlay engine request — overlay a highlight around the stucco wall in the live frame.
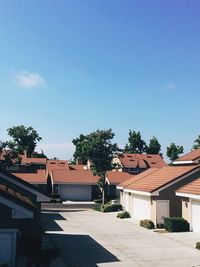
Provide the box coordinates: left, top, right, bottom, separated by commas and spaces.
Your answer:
152, 169, 200, 218
150, 199, 157, 224
181, 197, 190, 222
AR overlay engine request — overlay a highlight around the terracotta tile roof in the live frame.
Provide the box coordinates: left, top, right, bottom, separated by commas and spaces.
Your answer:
125, 165, 199, 193
118, 154, 167, 168
175, 148, 200, 162
118, 168, 160, 189
47, 160, 69, 171
12, 170, 47, 184
176, 178, 200, 195
69, 165, 88, 171
21, 156, 47, 164
106, 171, 136, 185
52, 170, 99, 184
0, 183, 35, 208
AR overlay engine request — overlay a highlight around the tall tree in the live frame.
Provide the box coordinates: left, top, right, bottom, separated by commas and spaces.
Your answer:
146, 136, 161, 154
7, 125, 42, 157
0, 141, 21, 167
166, 143, 184, 162
124, 130, 146, 153
73, 129, 117, 204
193, 135, 200, 150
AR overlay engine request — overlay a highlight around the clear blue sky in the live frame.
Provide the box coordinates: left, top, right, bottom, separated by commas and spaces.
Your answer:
0, 0, 200, 160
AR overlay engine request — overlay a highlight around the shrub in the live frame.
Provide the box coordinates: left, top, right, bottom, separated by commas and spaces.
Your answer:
101, 204, 122, 212
164, 217, 189, 232
94, 199, 102, 204
117, 211, 131, 219
196, 242, 200, 250
140, 219, 155, 229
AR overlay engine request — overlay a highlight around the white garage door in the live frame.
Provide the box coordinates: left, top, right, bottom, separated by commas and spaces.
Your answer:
191, 199, 200, 233
58, 184, 92, 201
0, 233, 13, 266
132, 195, 151, 220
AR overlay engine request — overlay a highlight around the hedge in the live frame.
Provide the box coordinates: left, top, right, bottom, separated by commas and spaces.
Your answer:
164, 217, 189, 232
140, 219, 155, 229
196, 242, 200, 250
101, 204, 122, 212
117, 211, 131, 219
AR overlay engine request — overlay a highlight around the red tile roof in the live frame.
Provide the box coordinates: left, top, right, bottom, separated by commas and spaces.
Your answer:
177, 178, 200, 195
12, 170, 47, 184
69, 165, 88, 171
21, 156, 47, 164
47, 160, 69, 171
106, 171, 136, 185
175, 148, 200, 162
118, 168, 160, 189
0, 183, 35, 208
124, 165, 199, 193
51, 170, 99, 184
118, 154, 167, 168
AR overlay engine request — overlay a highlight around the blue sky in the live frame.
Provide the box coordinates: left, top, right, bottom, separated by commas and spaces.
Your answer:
0, 0, 200, 160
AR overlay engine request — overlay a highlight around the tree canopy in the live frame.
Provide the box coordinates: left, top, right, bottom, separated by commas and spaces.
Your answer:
124, 130, 146, 153
7, 125, 42, 157
72, 129, 117, 203
166, 143, 184, 162
193, 135, 200, 150
146, 136, 161, 154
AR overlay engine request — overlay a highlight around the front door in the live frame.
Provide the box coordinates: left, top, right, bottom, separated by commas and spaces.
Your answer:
156, 200, 169, 225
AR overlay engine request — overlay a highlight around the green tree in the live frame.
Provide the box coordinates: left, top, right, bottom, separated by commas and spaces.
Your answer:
124, 130, 146, 153
73, 129, 117, 204
193, 135, 200, 150
0, 140, 21, 167
166, 143, 184, 162
146, 136, 161, 154
7, 125, 42, 157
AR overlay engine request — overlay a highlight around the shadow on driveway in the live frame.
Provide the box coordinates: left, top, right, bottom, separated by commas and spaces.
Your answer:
41, 212, 66, 231
48, 233, 120, 267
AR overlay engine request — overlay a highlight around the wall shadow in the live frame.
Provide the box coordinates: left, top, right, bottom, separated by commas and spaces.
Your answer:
49, 233, 120, 267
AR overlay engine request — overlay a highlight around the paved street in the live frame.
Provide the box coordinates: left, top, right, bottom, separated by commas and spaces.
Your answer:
41, 207, 200, 267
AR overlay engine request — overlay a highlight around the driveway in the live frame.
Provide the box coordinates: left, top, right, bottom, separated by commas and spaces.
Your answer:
41, 208, 200, 267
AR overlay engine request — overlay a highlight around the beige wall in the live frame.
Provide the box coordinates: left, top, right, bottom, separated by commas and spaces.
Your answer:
181, 198, 190, 222
150, 199, 157, 225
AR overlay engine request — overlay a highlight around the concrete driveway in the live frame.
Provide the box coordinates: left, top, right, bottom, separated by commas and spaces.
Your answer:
41, 208, 200, 267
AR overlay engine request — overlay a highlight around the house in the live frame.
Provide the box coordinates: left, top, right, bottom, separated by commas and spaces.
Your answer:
0, 171, 49, 266
176, 178, 200, 233
12, 169, 49, 193
50, 170, 99, 201
173, 148, 200, 165
7, 155, 47, 172
118, 165, 200, 226
112, 153, 167, 174
105, 171, 136, 200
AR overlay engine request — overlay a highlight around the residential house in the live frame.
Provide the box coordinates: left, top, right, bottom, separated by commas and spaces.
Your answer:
105, 171, 136, 200
50, 170, 99, 201
176, 178, 200, 233
118, 165, 200, 226
173, 148, 200, 165
0, 170, 49, 266
112, 153, 167, 174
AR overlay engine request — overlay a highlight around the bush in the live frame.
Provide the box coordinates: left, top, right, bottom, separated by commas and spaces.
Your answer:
117, 211, 131, 219
164, 217, 189, 232
101, 204, 122, 212
140, 219, 155, 229
94, 199, 102, 204
196, 242, 200, 250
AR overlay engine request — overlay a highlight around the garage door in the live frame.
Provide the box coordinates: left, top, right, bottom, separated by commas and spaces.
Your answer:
58, 184, 92, 201
191, 199, 200, 233
0, 232, 15, 267
132, 195, 151, 220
